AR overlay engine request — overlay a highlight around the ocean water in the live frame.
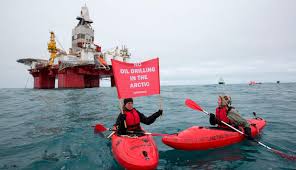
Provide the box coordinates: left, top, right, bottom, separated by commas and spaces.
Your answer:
0, 83, 295, 169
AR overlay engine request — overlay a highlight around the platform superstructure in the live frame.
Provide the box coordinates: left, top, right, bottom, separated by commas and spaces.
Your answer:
17, 5, 130, 89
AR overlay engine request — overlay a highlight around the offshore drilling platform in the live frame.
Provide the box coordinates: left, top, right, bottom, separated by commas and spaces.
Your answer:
17, 5, 130, 89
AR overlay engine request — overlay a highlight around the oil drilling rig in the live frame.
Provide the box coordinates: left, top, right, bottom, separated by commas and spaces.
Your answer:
17, 5, 130, 89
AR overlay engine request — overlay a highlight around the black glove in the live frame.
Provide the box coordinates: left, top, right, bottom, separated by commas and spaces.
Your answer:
153, 109, 162, 119
157, 109, 163, 116
244, 127, 253, 140
209, 113, 217, 125
119, 114, 126, 122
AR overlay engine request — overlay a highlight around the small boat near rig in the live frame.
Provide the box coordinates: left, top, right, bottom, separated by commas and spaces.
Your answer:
17, 5, 130, 89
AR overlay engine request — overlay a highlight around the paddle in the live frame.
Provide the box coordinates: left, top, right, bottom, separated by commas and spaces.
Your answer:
185, 98, 296, 161
93, 124, 171, 137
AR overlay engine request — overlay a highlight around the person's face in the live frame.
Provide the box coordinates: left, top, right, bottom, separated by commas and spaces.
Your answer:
218, 97, 222, 106
125, 102, 133, 110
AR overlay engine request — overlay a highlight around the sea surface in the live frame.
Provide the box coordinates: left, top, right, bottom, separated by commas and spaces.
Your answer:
0, 83, 296, 169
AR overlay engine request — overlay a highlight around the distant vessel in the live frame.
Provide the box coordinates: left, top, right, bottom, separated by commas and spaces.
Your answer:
218, 77, 225, 84
277, 81, 280, 84
249, 81, 262, 85
17, 5, 130, 89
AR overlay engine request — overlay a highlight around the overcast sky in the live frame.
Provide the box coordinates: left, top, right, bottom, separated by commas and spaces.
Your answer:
1, 0, 295, 88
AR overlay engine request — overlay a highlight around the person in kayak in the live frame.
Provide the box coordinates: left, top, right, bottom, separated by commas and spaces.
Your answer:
209, 95, 253, 139
115, 98, 163, 135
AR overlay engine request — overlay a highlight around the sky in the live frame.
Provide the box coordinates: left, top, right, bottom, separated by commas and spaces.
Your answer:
1, 0, 296, 88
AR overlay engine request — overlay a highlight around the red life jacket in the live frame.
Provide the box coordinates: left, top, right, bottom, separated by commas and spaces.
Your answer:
215, 107, 231, 128
125, 109, 141, 130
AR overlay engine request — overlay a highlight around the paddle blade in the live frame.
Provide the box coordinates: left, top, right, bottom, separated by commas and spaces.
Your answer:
185, 99, 204, 112
272, 149, 296, 161
93, 124, 108, 133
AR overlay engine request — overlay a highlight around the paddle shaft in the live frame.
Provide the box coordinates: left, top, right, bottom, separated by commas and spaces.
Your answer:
107, 131, 115, 138
94, 123, 169, 137
202, 110, 245, 135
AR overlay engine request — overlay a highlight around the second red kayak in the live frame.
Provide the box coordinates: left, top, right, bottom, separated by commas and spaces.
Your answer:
112, 132, 159, 170
162, 118, 266, 150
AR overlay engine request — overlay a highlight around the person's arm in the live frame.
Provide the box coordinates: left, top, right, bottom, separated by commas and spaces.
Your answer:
212, 107, 222, 126
227, 108, 253, 139
114, 113, 127, 135
227, 108, 250, 127
136, 109, 162, 125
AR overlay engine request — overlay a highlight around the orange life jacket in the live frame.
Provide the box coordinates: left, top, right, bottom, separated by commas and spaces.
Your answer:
215, 107, 231, 128
125, 109, 140, 130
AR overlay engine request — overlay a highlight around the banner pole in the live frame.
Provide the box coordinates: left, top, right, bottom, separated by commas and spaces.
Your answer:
159, 95, 163, 119
159, 95, 163, 110
118, 99, 127, 128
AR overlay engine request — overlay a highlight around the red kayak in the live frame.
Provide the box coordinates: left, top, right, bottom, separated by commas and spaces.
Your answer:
111, 132, 159, 170
162, 118, 266, 150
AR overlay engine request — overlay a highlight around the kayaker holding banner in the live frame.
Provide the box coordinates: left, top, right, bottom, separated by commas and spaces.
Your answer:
111, 58, 163, 136
209, 95, 253, 139
115, 98, 162, 135
107, 58, 162, 169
